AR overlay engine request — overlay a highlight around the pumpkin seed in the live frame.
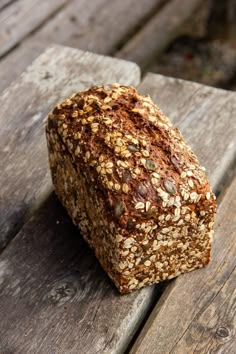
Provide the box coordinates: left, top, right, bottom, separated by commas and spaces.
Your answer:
146, 159, 156, 171
114, 200, 125, 218
163, 179, 177, 195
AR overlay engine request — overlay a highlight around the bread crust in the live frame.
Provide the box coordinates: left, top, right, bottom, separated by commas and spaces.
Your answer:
46, 84, 216, 293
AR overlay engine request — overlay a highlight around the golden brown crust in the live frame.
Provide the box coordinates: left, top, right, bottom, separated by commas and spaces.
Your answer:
46, 83, 216, 293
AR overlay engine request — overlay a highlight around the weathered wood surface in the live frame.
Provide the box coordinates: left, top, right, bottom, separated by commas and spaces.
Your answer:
0, 194, 160, 354
0, 0, 164, 91
0, 47, 236, 353
130, 176, 236, 354
0, 45, 140, 250
117, 0, 207, 69
0, 0, 15, 11
32, 0, 165, 55
0, 0, 69, 57
0, 40, 47, 93
139, 73, 236, 195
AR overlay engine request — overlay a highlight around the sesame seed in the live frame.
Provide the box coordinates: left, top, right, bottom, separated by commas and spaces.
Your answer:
107, 181, 113, 189
131, 246, 137, 252
145, 201, 151, 212
85, 151, 90, 160
87, 116, 94, 123
209, 221, 214, 228
184, 192, 189, 201
174, 207, 180, 217
114, 183, 121, 191
188, 179, 194, 188
187, 171, 193, 177
145, 225, 152, 233
151, 177, 159, 185
104, 97, 112, 103
206, 192, 211, 200
135, 202, 145, 210
185, 214, 191, 221
162, 228, 169, 234
142, 150, 150, 157
152, 172, 160, 178
72, 111, 78, 118
116, 138, 123, 147
181, 172, 187, 178
144, 260, 151, 267
172, 215, 180, 222
122, 183, 129, 193
190, 192, 198, 201
75, 146, 81, 155
134, 167, 141, 175
106, 162, 114, 168
74, 132, 81, 140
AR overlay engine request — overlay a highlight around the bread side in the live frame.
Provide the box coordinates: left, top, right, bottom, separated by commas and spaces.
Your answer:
46, 84, 216, 293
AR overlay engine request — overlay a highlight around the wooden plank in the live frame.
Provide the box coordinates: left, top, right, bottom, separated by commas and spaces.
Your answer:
0, 45, 140, 250
0, 61, 235, 353
0, 0, 69, 57
0, 0, 15, 11
0, 40, 47, 92
32, 0, 165, 55
116, 0, 207, 69
138, 73, 236, 196
0, 194, 160, 354
0, 0, 164, 92
131, 176, 236, 354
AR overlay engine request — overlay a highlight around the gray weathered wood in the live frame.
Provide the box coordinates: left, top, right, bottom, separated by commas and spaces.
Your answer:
117, 0, 207, 69
32, 0, 165, 55
0, 45, 140, 250
0, 0, 15, 11
138, 73, 236, 195
0, 40, 47, 92
131, 176, 236, 354
0, 194, 160, 354
0, 0, 69, 57
0, 0, 164, 91
0, 50, 236, 353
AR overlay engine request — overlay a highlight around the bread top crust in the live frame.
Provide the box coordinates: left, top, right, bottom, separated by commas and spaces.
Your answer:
47, 84, 216, 230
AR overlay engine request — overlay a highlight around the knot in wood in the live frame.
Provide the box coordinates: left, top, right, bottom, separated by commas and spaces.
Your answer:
215, 326, 231, 339
48, 280, 77, 306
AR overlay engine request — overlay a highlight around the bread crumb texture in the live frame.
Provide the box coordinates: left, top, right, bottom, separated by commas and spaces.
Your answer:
46, 83, 216, 293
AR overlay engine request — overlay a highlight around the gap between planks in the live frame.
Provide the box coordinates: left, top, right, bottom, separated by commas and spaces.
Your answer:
0, 46, 236, 353
0, 0, 207, 93
0, 45, 140, 251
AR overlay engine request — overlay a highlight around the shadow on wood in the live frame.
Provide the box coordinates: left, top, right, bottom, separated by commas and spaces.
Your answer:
0, 192, 160, 353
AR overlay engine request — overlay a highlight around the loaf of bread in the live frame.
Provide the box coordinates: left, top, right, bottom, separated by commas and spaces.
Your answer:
46, 84, 216, 293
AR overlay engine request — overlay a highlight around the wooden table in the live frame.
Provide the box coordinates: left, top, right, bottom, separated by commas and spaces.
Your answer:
0, 45, 235, 354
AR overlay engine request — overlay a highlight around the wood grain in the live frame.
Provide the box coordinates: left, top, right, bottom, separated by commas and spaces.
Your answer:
117, 0, 206, 69
0, 49, 235, 353
0, 45, 140, 250
0, 40, 47, 93
0, 0, 15, 11
32, 0, 165, 55
0, 0, 69, 57
0, 0, 164, 91
130, 176, 236, 354
138, 73, 236, 195
0, 194, 160, 354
